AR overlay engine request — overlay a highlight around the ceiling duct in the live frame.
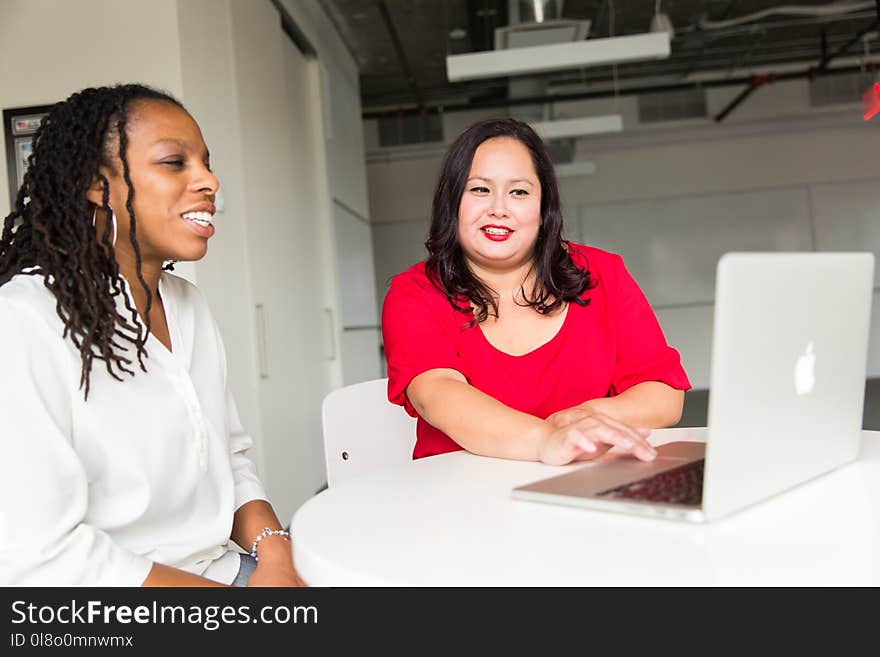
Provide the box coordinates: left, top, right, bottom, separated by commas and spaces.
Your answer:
810, 69, 877, 107
494, 0, 590, 51
501, 1, 589, 163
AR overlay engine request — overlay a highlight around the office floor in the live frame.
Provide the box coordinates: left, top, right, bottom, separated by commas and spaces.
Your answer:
677, 378, 880, 431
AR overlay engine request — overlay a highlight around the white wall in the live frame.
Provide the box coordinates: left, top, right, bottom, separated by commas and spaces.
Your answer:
365, 80, 880, 390
576, 181, 880, 388
0, 0, 184, 230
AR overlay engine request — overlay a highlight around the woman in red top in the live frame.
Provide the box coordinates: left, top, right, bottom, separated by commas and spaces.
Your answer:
382, 118, 691, 465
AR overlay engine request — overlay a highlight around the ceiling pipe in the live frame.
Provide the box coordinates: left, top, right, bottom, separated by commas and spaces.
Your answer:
813, 15, 880, 71
376, 0, 424, 110
698, 1, 876, 30
714, 74, 775, 122
362, 63, 868, 120
714, 8, 880, 122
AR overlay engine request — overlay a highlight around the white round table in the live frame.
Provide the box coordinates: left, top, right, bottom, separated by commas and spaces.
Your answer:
291, 427, 880, 586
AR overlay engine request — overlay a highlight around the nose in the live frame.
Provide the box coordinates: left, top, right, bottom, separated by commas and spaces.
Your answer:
192, 163, 220, 196
488, 196, 509, 218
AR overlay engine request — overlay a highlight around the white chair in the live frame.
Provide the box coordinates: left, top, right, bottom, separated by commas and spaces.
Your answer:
321, 377, 417, 487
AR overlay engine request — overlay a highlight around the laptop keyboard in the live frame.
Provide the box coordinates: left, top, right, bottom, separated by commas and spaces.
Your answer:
597, 459, 705, 506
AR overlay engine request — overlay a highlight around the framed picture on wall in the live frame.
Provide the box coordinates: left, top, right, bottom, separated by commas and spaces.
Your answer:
3, 104, 52, 209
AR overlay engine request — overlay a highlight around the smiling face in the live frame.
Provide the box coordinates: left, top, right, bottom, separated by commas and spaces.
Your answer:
88, 99, 219, 273
457, 136, 542, 275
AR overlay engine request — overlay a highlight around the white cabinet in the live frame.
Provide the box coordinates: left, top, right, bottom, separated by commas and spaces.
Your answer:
333, 200, 383, 384
208, 5, 337, 522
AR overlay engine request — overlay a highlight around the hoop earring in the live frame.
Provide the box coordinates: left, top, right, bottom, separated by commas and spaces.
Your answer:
92, 206, 117, 248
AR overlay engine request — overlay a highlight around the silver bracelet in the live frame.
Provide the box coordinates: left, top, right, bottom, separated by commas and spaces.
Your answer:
249, 527, 290, 562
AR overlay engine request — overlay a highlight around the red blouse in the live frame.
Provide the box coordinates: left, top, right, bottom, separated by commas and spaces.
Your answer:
381, 242, 692, 459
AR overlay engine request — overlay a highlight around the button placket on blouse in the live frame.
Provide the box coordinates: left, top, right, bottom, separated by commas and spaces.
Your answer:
160, 281, 209, 471
170, 363, 208, 471
160, 328, 209, 470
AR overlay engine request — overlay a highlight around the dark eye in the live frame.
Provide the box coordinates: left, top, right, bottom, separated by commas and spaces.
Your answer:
470, 186, 489, 194
511, 188, 528, 197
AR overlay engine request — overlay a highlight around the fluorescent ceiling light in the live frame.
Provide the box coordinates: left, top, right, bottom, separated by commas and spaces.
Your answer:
531, 115, 623, 139
532, 0, 544, 24
554, 161, 597, 177
446, 32, 670, 82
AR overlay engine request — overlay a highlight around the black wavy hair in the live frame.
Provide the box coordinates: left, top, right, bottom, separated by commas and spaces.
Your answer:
0, 83, 185, 398
425, 117, 596, 324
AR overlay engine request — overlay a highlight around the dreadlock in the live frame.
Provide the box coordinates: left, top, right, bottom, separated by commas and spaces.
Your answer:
0, 83, 184, 399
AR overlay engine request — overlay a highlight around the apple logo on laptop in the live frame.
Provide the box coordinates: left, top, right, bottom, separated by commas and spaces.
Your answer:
794, 341, 816, 395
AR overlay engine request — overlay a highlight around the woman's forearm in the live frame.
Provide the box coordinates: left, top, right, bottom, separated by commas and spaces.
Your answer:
231, 500, 294, 567
407, 369, 551, 460
580, 381, 684, 428
231, 500, 285, 552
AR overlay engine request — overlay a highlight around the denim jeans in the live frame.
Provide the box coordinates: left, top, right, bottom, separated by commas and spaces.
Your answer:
231, 552, 257, 587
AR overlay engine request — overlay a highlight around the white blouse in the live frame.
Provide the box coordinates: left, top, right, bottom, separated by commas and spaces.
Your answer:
0, 271, 267, 585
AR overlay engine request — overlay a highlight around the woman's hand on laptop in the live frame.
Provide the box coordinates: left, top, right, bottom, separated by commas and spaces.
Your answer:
539, 407, 657, 465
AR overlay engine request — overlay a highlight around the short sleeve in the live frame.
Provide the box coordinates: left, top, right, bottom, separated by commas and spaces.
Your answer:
381, 270, 461, 416
605, 255, 692, 395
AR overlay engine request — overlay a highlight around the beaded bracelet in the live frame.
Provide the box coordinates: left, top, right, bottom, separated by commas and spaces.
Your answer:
249, 527, 290, 562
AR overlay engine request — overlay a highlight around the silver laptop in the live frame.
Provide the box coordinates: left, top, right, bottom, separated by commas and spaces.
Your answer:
513, 252, 875, 523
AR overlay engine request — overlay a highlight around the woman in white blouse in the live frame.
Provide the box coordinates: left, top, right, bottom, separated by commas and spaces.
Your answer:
0, 84, 303, 586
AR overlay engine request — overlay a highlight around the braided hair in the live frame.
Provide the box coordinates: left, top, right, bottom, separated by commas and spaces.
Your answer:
0, 83, 184, 399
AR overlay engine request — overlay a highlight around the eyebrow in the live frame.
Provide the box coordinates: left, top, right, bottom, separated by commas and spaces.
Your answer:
467, 176, 535, 186
154, 138, 210, 159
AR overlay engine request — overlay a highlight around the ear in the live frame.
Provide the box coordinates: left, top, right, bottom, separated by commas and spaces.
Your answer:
85, 175, 105, 207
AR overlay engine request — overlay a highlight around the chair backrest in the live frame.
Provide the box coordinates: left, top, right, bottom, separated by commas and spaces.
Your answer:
321, 377, 417, 487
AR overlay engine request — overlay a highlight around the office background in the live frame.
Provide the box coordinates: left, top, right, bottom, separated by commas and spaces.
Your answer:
1, 0, 878, 524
